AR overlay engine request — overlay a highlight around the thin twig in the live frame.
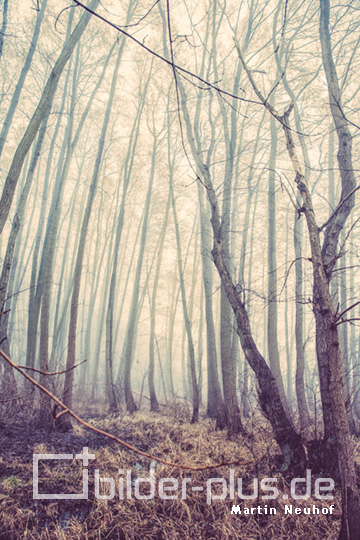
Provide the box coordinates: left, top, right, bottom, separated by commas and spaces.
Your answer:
336, 318, 360, 326
0, 390, 34, 404
279, 257, 312, 297
16, 358, 87, 376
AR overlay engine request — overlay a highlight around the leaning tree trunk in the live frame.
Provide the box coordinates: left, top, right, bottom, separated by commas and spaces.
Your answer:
0, 106, 51, 398
0, 0, 99, 236
0, 0, 48, 159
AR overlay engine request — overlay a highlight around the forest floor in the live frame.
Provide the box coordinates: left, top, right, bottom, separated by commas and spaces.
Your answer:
0, 403, 346, 539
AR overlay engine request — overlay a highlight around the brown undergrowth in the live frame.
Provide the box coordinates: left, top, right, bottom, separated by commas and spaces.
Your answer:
0, 408, 344, 539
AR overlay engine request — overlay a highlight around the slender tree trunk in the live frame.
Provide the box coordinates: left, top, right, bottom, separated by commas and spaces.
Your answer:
169, 169, 200, 424
294, 209, 310, 433
148, 190, 170, 412
123, 104, 156, 413
198, 187, 226, 427
267, 107, 290, 418
60, 43, 122, 428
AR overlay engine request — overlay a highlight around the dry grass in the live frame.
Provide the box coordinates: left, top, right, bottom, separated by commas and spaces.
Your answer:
0, 409, 343, 539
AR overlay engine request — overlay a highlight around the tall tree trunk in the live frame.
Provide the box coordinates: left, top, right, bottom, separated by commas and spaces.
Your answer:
198, 187, 226, 427
294, 209, 310, 433
60, 42, 122, 428
169, 168, 200, 424
267, 106, 290, 417
316, 7, 360, 537
148, 190, 170, 412
237, 19, 360, 532
103, 0, 138, 412
272, 11, 311, 433
0, 105, 51, 396
123, 101, 156, 414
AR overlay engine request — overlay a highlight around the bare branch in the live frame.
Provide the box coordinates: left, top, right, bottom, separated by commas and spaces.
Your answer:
70, 1, 263, 105
17, 358, 87, 376
335, 301, 360, 323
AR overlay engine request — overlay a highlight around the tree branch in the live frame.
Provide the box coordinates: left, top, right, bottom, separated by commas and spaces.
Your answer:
17, 358, 87, 376
319, 186, 360, 232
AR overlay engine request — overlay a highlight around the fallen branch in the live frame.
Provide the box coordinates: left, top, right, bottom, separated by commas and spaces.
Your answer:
0, 349, 250, 471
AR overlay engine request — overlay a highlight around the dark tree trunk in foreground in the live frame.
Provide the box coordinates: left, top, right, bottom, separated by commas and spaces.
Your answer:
315, 1, 360, 537
237, 23, 360, 532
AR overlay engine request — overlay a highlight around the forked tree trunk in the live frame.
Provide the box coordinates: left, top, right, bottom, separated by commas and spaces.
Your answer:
237, 25, 360, 533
